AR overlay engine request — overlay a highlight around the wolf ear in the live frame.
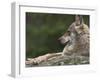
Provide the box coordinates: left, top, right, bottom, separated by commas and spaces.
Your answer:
80, 16, 84, 29
75, 15, 84, 25
80, 16, 83, 24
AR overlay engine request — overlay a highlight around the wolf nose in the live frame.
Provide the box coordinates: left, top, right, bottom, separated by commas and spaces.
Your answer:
58, 37, 61, 40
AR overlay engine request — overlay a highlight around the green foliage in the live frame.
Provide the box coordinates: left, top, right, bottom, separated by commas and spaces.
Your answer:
26, 12, 89, 58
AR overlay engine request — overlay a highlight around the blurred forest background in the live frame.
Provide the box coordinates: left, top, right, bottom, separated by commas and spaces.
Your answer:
26, 12, 89, 59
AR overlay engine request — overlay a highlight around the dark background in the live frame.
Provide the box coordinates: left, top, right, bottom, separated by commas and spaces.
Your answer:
26, 12, 89, 58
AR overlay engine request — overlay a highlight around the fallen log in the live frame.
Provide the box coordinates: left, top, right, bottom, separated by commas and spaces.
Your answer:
26, 53, 89, 67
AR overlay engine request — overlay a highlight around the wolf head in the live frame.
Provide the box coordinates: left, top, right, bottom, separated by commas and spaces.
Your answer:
58, 15, 85, 44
